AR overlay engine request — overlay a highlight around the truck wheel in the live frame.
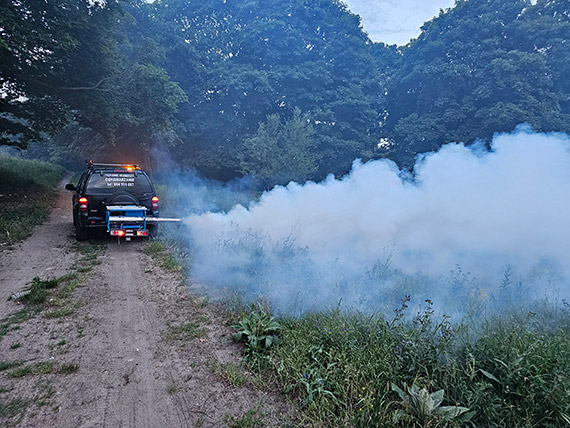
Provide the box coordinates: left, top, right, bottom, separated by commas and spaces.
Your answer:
148, 224, 158, 237
76, 225, 88, 241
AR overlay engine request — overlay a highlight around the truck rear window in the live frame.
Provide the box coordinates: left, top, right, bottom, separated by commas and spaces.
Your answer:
86, 171, 152, 193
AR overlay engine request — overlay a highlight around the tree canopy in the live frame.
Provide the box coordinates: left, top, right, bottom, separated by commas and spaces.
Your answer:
1, 0, 569, 182
382, 0, 570, 166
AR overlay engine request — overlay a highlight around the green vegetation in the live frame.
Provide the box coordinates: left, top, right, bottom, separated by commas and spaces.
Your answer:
54, 276, 81, 300
7, 366, 33, 378
238, 109, 317, 187
20, 275, 80, 306
235, 302, 570, 427
390, 384, 473, 427
0, 398, 29, 419
233, 304, 281, 359
224, 408, 265, 428
44, 306, 76, 319
10, 251, 95, 321
20, 243, 104, 314
0, 0, 185, 163
0, 156, 63, 189
209, 360, 249, 388
2, 1, 570, 426
0, 156, 64, 245
0, 361, 22, 371
385, 0, 570, 167
57, 363, 79, 374
6, 361, 79, 378
72, 242, 104, 274
164, 322, 205, 343
0, 310, 29, 340
20, 277, 59, 305
143, 240, 182, 272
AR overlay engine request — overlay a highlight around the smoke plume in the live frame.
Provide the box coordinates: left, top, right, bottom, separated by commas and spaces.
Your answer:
179, 125, 570, 315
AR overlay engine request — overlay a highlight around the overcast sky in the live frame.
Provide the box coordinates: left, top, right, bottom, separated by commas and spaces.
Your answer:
343, 0, 456, 45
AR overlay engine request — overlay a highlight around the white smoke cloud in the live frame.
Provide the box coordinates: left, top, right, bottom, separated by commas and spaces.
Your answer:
182, 125, 570, 315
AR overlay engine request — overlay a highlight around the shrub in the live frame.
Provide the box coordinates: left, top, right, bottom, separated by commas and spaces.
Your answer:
233, 304, 280, 358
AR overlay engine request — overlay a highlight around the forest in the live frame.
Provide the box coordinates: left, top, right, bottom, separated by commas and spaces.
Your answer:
1, 0, 569, 184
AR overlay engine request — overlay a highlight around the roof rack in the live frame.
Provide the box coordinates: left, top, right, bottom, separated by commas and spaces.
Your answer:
85, 160, 141, 170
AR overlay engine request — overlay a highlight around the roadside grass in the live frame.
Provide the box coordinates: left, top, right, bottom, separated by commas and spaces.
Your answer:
7, 361, 79, 378
19, 274, 81, 308
20, 277, 60, 304
7, 366, 33, 378
44, 305, 77, 319
0, 397, 29, 420
0, 155, 64, 245
143, 240, 183, 272
232, 301, 570, 428
0, 310, 29, 340
164, 321, 206, 343
208, 360, 250, 387
0, 361, 23, 371
224, 408, 265, 428
18, 242, 103, 306
72, 241, 104, 273
57, 363, 79, 374
34, 379, 56, 407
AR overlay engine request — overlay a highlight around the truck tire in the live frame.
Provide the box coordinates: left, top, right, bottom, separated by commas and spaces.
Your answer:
148, 223, 158, 237
108, 191, 139, 206
76, 224, 88, 241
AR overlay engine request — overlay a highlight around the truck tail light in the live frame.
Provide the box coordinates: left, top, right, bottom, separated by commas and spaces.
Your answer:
79, 197, 88, 212
110, 230, 126, 237
152, 196, 159, 210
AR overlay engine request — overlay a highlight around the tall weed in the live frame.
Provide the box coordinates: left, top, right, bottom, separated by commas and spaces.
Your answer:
0, 156, 64, 244
252, 301, 570, 427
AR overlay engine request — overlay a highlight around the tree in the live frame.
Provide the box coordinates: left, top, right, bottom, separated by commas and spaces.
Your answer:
0, 0, 186, 155
238, 108, 317, 186
138, 0, 395, 179
381, 0, 570, 168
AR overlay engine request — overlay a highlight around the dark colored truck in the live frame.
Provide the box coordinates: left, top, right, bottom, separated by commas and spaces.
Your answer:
65, 162, 160, 241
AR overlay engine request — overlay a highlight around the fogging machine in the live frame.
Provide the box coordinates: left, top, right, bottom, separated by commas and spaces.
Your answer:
106, 205, 180, 240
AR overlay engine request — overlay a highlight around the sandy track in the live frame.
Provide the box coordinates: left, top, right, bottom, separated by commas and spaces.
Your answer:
52, 243, 193, 428
0, 178, 75, 317
0, 182, 292, 427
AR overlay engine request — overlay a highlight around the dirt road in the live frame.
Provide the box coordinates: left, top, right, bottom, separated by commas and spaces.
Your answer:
0, 184, 292, 427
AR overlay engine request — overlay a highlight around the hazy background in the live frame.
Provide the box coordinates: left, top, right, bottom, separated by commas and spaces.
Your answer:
344, 0, 455, 45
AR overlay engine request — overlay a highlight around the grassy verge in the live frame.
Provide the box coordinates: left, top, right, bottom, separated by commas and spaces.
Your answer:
6, 362, 78, 378
0, 156, 64, 245
143, 240, 182, 272
233, 302, 570, 427
163, 321, 206, 343
0, 311, 29, 341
